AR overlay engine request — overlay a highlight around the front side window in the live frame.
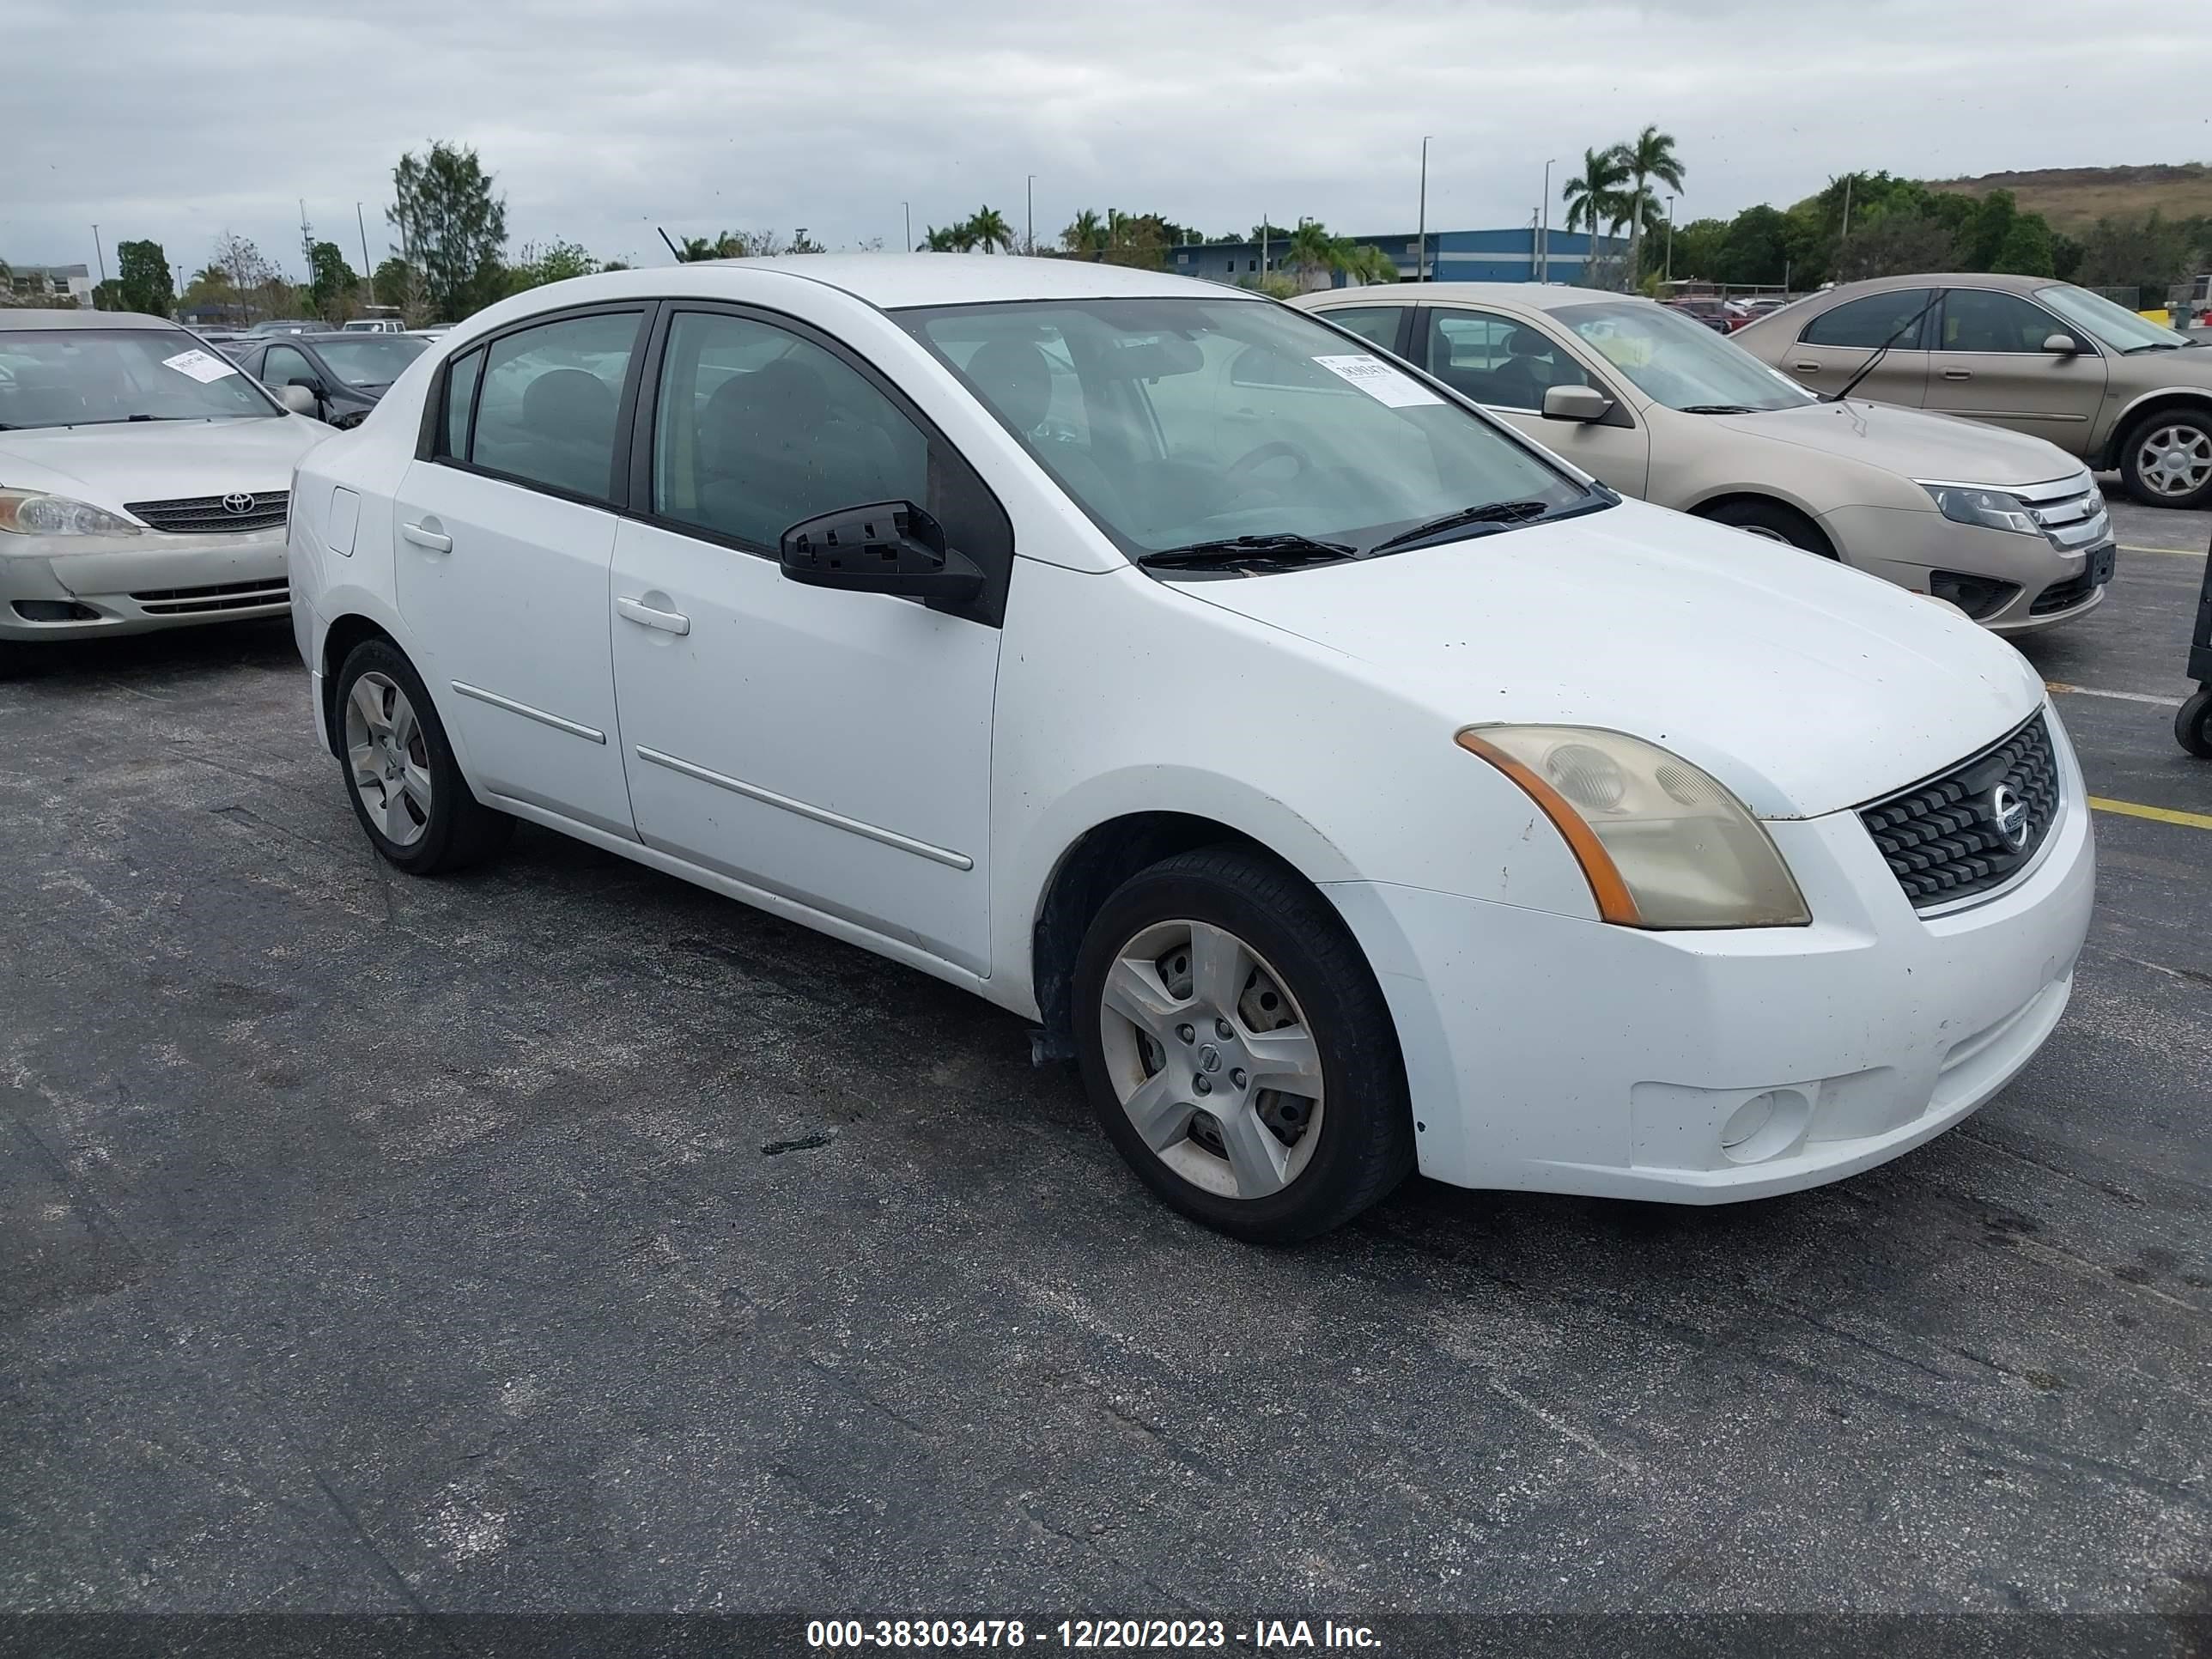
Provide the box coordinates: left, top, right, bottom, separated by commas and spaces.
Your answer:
899, 295, 1592, 559
2035, 283, 2192, 353
262, 344, 316, 388
468, 310, 641, 503
1319, 307, 1406, 353
313, 334, 428, 388
1423, 310, 1594, 410
0, 327, 278, 429
1554, 301, 1814, 413
1938, 289, 2070, 354
650, 310, 927, 550
1801, 289, 1936, 349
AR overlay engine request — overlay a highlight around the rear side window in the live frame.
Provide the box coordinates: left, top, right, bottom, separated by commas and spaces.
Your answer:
465, 311, 642, 503
1320, 307, 1406, 353
1801, 289, 1935, 349
441, 347, 483, 459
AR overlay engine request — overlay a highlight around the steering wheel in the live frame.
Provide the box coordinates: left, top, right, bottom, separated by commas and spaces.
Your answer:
1222, 439, 1313, 500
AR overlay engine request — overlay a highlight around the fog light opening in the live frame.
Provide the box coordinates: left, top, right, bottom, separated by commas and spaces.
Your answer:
11, 599, 100, 623
1719, 1089, 1811, 1165
1928, 571, 2020, 622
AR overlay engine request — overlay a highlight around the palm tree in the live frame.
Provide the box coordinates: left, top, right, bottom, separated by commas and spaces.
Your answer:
1561, 148, 1630, 285
919, 225, 967, 252
1285, 220, 1342, 291
1612, 125, 1686, 284
1061, 209, 1106, 258
1338, 243, 1401, 286
964, 206, 1013, 254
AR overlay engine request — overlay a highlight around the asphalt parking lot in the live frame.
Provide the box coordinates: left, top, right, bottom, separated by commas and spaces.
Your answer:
3, 495, 2211, 1643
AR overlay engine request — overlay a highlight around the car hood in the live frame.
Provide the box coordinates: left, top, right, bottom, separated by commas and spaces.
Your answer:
0, 416, 331, 514
1704, 398, 2083, 488
1178, 497, 2045, 819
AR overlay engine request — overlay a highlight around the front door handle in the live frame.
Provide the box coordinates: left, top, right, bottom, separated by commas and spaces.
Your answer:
1791, 362, 1820, 374
617, 595, 690, 635
400, 520, 452, 552
1942, 368, 1972, 380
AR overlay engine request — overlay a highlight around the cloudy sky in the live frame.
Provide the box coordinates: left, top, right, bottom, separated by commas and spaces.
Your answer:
8, 0, 2209, 281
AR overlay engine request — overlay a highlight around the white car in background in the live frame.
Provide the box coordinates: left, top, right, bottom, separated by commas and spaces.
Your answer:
285, 257, 2094, 1242
1, 309, 331, 650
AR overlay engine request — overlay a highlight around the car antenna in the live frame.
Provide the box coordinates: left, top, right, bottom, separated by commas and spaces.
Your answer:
1826, 290, 1943, 404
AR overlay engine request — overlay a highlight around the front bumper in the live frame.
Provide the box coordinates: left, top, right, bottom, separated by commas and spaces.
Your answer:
0, 527, 289, 640
1327, 709, 2096, 1202
1815, 503, 2113, 635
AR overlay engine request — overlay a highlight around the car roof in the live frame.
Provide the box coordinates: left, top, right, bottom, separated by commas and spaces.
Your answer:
1802, 272, 2057, 299
1304, 282, 1642, 315
0, 309, 182, 332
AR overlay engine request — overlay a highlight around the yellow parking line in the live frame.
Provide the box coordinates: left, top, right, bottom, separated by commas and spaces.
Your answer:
2090, 796, 2212, 830
2118, 542, 2208, 558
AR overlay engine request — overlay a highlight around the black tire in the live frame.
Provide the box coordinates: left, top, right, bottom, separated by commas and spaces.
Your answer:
332, 638, 513, 874
2118, 408, 2212, 510
1071, 846, 1414, 1244
1699, 497, 1837, 557
2179, 687, 2212, 760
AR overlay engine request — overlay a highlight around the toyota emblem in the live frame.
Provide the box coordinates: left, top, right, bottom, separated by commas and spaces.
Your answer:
1990, 784, 2031, 852
222, 492, 258, 515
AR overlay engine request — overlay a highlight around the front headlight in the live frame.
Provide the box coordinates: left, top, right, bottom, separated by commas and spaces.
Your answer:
1921, 483, 2038, 537
0, 490, 142, 537
1457, 725, 1810, 928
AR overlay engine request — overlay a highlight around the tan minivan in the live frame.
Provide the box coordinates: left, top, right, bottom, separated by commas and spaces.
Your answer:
1733, 273, 2212, 509
1297, 283, 2116, 632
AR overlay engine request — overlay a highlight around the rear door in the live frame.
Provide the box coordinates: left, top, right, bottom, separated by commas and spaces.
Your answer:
1923, 287, 2107, 453
1778, 288, 1936, 405
391, 304, 648, 839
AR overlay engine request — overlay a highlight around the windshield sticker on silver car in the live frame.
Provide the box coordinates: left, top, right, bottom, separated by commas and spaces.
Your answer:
1311, 353, 1443, 408
161, 348, 240, 385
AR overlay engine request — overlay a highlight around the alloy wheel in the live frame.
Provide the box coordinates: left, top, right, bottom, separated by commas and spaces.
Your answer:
343, 671, 433, 848
2136, 423, 2212, 499
1096, 919, 1325, 1200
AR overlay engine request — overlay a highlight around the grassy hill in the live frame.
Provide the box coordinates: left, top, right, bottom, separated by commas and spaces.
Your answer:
1926, 165, 2212, 231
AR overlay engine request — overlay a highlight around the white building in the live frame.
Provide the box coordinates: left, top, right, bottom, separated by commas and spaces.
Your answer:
4, 264, 94, 307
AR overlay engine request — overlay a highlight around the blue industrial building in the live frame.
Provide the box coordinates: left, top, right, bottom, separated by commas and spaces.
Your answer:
1166, 226, 1622, 287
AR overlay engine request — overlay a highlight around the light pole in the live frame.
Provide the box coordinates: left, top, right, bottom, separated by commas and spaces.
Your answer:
356, 202, 374, 292
1025, 175, 1035, 254
1664, 195, 1676, 286
1416, 137, 1431, 282
91, 224, 105, 286
902, 201, 912, 251
1539, 156, 1556, 283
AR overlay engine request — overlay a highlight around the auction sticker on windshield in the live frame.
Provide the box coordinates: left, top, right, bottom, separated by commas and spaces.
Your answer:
1311, 353, 1443, 408
161, 349, 240, 384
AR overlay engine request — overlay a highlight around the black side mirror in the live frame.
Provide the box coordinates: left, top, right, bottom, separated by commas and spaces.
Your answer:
780, 501, 985, 600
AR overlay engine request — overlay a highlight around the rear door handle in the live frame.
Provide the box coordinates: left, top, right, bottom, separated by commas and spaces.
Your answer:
1791, 362, 1820, 374
400, 520, 452, 552
617, 596, 690, 635
1942, 368, 1972, 380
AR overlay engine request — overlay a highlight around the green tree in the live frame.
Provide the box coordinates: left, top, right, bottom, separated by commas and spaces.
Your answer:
92, 279, 128, 311
1953, 189, 2018, 270
388, 141, 508, 321
920, 224, 969, 252
1990, 214, 2056, 277
1666, 216, 1730, 283
504, 240, 598, 294
2073, 211, 2198, 297
963, 206, 1012, 253
1611, 125, 1686, 283
1830, 213, 1957, 283
1061, 209, 1107, 257
1561, 147, 1629, 244
307, 240, 356, 320
115, 240, 173, 316
1716, 205, 1792, 286
371, 256, 416, 309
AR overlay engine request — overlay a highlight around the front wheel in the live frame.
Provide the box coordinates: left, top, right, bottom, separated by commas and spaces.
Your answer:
333, 638, 514, 873
2179, 687, 2212, 760
1698, 497, 1837, 558
2120, 410, 2212, 508
1071, 848, 1413, 1243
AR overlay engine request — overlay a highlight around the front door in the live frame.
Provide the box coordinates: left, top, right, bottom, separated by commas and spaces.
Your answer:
392, 306, 647, 839
1419, 307, 1651, 497
1778, 287, 1936, 406
1923, 287, 2108, 455
606, 306, 1007, 974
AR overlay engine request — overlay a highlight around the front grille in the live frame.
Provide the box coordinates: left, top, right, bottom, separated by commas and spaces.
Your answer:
129, 578, 290, 616
1857, 714, 2061, 909
2014, 471, 2108, 551
125, 491, 289, 533
2030, 571, 2098, 616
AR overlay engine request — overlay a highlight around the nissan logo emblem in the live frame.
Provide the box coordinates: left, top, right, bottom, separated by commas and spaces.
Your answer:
1990, 784, 2031, 852
222, 493, 258, 515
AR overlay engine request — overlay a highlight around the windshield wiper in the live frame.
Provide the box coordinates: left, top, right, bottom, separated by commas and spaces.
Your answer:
1678, 404, 1760, 415
1367, 499, 1553, 557
2124, 341, 2184, 353
1826, 290, 1943, 403
1136, 533, 1357, 572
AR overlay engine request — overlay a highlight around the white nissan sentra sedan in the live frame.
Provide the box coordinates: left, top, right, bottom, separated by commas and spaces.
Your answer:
285, 257, 2094, 1243
1, 309, 330, 650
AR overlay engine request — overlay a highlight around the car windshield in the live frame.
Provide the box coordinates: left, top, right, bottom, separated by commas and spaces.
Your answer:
896, 295, 1593, 559
0, 328, 278, 429
313, 334, 428, 387
1554, 301, 1817, 413
2034, 283, 2195, 352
